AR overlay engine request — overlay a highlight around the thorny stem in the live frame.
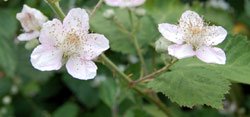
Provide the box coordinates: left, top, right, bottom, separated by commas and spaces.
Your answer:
132, 59, 178, 85
46, 1, 172, 116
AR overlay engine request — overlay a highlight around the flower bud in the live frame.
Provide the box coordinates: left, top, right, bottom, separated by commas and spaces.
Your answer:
103, 9, 115, 19
11, 85, 18, 95
2, 96, 11, 105
25, 39, 39, 50
155, 37, 172, 53
134, 8, 146, 17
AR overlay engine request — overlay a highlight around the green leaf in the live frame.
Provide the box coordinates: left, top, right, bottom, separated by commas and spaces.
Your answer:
53, 102, 79, 117
148, 35, 250, 108
145, 0, 186, 23
0, 78, 12, 98
90, 7, 158, 54
63, 74, 99, 108
99, 77, 117, 108
148, 68, 230, 109
245, 0, 250, 17
0, 9, 18, 76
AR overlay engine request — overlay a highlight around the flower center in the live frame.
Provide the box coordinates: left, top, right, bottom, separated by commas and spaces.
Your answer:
61, 32, 82, 58
184, 27, 206, 50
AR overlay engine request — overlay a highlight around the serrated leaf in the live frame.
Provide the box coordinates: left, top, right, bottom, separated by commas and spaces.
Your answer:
148, 68, 230, 109
148, 35, 250, 108
0, 9, 18, 76
90, 7, 158, 54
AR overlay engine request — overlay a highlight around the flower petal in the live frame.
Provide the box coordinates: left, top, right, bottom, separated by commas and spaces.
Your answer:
104, 0, 145, 7
204, 26, 227, 46
80, 34, 110, 60
179, 10, 204, 29
31, 45, 63, 71
17, 31, 40, 41
63, 8, 89, 33
158, 23, 184, 44
168, 44, 195, 59
66, 57, 97, 80
39, 19, 64, 46
196, 46, 226, 64
16, 5, 47, 32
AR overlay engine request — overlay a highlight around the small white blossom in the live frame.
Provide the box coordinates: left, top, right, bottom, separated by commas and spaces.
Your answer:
103, 9, 115, 19
158, 10, 227, 64
16, 5, 47, 41
31, 8, 110, 80
104, 0, 145, 8
208, 0, 230, 10
134, 8, 146, 16
2, 96, 11, 105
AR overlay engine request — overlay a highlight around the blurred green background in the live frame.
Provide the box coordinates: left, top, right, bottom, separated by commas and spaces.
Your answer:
0, 0, 250, 117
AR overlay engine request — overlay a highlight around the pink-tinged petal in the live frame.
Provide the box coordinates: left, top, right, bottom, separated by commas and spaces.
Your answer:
17, 31, 39, 41
31, 45, 63, 71
196, 46, 226, 64
80, 34, 110, 60
179, 10, 204, 29
104, 0, 121, 6
16, 5, 47, 32
39, 19, 64, 45
66, 57, 97, 80
63, 8, 89, 33
158, 23, 184, 44
168, 44, 195, 59
104, 0, 145, 7
204, 26, 227, 46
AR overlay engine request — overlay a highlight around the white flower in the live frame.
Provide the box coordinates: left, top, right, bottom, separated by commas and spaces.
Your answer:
30, 8, 110, 80
16, 5, 47, 41
158, 10, 227, 64
104, 0, 145, 8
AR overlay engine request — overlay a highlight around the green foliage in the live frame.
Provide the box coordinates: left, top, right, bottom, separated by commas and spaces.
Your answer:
148, 35, 250, 109
90, 7, 158, 54
53, 102, 79, 117
63, 74, 99, 108
0, 78, 12, 98
1, 0, 250, 117
0, 9, 18, 76
245, 0, 250, 17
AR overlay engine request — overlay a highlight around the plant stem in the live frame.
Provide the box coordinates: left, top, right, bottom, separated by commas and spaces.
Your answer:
132, 59, 178, 85
113, 14, 147, 78
100, 54, 172, 117
100, 54, 132, 82
91, 0, 103, 17
131, 34, 146, 78
45, 0, 65, 20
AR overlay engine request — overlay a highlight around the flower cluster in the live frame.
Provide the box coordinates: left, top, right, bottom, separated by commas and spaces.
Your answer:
17, 5, 109, 80
16, 3, 227, 80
